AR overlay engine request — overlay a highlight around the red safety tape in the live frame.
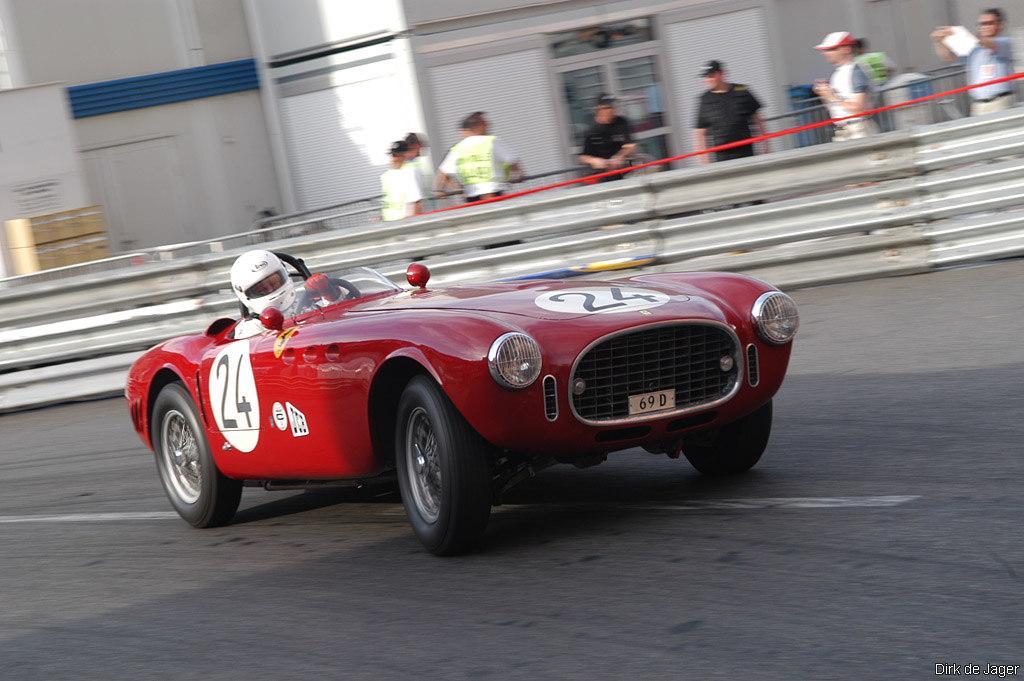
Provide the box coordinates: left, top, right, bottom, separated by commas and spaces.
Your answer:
418, 72, 1024, 217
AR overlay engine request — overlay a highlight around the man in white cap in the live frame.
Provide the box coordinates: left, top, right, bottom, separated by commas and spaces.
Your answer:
812, 31, 877, 141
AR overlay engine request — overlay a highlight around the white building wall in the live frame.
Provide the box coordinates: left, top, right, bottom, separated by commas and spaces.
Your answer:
0, 83, 91, 277
1, 0, 282, 253
77, 90, 280, 250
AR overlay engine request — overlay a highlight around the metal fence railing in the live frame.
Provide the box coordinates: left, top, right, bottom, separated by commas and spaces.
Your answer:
766, 65, 972, 152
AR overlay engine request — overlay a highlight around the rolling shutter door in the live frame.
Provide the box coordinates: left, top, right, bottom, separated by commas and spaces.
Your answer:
664, 7, 781, 161
279, 57, 406, 210
429, 48, 563, 178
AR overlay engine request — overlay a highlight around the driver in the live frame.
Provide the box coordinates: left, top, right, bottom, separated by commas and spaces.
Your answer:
229, 249, 341, 338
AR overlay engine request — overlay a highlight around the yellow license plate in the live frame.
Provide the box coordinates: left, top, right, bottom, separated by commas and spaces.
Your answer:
628, 389, 676, 415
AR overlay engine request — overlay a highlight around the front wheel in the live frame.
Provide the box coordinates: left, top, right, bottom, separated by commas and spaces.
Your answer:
395, 376, 492, 555
682, 400, 773, 476
152, 383, 242, 527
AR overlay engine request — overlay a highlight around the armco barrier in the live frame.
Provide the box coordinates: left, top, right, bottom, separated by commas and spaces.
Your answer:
2, 101, 1024, 411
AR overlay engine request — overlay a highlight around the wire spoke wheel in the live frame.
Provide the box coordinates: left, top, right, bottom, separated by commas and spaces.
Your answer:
395, 376, 493, 555
405, 407, 442, 523
160, 409, 203, 504
152, 383, 242, 528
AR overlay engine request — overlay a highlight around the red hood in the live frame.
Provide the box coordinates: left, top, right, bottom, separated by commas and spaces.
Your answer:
349, 278, 735, 322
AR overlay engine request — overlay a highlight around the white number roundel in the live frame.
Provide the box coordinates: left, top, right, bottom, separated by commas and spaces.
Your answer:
535, 287, 669, 314
208, 340, 261, 452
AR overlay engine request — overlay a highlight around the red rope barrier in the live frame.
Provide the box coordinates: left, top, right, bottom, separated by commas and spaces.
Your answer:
416, 71, 1024, 217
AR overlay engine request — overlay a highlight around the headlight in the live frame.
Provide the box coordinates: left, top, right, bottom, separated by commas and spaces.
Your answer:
752, 292, 799, 344
488, 333, 542, 389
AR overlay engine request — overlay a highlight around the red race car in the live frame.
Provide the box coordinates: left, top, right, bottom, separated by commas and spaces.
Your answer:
126, 252, 799, 555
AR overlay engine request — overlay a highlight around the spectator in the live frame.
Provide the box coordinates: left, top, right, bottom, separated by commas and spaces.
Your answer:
403, 132, 431, 199
692, 60, 769, 164
435, 112, 522, 203
380, 140, 422, 221
931, 9, 1014, 116
854, 38, 897, 85
813, 31, 878, 141
577, 93, 637, 180
433, 119, 471, 198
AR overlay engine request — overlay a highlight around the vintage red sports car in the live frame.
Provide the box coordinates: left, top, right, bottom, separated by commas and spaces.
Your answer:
126, 253, 799, 555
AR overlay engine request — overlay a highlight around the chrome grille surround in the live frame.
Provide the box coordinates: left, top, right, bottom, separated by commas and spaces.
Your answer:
569, 321, 742, 425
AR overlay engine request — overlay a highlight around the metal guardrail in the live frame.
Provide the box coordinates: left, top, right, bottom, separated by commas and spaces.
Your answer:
2, 106, 1024, 412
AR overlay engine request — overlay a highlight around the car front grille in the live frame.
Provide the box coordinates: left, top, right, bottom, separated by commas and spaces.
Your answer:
570, 323, 740, 423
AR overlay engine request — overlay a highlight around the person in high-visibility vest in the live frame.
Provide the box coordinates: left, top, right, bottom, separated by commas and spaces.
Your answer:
435, 112, 522, 203
854, 38, 896, 85
380, 140, 423, 221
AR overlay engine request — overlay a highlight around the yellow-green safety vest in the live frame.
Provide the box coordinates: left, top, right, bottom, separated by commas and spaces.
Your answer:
857, 53, 889, 83
452, 136, 497, 187
380, 168, 409, 221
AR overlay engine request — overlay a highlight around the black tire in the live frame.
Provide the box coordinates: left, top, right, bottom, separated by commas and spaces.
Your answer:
395, 376, 492, 555
152, 383, 242, 527
682, 400, 773, 476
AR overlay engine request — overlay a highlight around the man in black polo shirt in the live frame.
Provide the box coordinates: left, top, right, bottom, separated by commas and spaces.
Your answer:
693, 60, 769, 163
578, 93, 637, 181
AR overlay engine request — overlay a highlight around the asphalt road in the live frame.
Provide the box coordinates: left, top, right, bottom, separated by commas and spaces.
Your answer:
1, 261, 1023, 680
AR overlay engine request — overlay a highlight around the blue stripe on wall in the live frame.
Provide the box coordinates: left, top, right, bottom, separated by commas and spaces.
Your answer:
67, 59, 259, 118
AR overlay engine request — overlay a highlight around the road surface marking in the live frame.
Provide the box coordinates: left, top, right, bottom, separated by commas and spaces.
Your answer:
0, 496, 920, 525
635, 495, 920, 510
0, 512, 179, 524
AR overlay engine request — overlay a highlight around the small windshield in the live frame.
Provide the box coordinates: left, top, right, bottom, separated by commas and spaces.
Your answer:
322, 266, 401, 297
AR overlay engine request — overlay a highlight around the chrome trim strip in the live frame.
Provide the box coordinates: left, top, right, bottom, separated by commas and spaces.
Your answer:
567, 320, 742, 426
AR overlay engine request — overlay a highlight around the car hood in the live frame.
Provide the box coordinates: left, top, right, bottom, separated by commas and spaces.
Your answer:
352, 279, 730, 322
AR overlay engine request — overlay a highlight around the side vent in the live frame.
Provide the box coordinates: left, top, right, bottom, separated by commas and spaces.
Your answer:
746, 344, 759, 387
543, 375, 558, 421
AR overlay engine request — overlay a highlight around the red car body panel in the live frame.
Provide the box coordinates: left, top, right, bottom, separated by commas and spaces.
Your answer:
126, 271, 794, 481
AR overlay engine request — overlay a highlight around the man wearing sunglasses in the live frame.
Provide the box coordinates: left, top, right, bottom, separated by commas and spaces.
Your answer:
932, 9, 1014, 116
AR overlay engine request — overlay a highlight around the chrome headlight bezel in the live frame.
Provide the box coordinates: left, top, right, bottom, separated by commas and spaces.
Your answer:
751, 292, 799, 345
487, 332, 543, 389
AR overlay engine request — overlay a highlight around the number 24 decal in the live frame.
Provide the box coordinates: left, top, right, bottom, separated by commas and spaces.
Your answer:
535, 287, 670, 315
549, 288, 662, 312
208, 341, 261, 453
215, 354, 252, 429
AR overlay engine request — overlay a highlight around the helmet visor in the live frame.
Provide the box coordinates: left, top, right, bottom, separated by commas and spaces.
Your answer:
245, 268, 287, 299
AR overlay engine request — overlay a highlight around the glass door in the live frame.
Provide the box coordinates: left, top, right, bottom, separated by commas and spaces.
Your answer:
553, 23, 673, 171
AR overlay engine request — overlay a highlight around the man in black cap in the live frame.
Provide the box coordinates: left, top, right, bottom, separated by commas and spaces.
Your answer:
693, 60, 769, 163
578, 93, 637, 181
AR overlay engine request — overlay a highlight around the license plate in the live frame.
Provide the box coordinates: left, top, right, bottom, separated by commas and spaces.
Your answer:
628, 389, 676, 415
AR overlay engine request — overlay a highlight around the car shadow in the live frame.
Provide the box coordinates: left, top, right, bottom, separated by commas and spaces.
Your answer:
230, 482, 401, 525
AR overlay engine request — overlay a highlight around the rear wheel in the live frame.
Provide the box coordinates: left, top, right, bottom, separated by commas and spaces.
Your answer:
682, 400, 773, 476
153, 383, 242, 527
395, 376, 492, 555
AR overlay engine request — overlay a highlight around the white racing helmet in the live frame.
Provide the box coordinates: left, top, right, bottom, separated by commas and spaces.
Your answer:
230, 250, 296, 316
